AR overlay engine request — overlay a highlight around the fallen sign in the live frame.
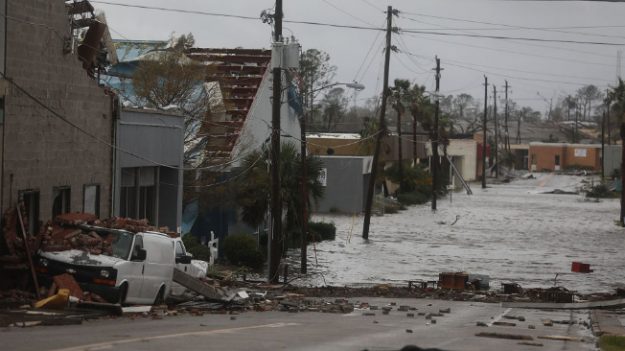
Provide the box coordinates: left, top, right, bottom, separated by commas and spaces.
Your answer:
172, 268, 231, 302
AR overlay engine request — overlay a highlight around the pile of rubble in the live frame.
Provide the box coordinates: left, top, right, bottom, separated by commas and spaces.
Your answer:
39, 213, 176, 253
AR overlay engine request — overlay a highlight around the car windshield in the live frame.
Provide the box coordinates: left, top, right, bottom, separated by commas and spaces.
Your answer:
109, 231, 134, 260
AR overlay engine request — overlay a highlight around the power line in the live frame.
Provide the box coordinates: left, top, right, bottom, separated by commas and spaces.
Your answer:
399, 11, 625, 40
320, 0, 377, 27
359, 39, 385, 86
399, 28, 625, 46
353, 21, 385, 81
359, 0, 384, 12
400, 32, 614, 67
91, 1, 385, 32
397, 17, 614, 59
444, 61, 608, 87
400, 48, 604, 82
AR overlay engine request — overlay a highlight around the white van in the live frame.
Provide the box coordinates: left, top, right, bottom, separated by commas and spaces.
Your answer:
36, 228, 175, 305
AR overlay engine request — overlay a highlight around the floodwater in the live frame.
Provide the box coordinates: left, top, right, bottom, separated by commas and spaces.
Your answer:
294, 173, 625, 294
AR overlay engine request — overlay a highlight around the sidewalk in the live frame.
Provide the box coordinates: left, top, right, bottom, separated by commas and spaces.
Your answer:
592, 310, 625, 336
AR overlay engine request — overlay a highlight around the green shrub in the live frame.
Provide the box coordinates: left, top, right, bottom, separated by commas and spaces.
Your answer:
397, 191, 429, 206
587, 184, 617, 198
222, 234, 264, 270
181, 234, 211, 261
599, 335, 625, 351
309, 221, 336, 242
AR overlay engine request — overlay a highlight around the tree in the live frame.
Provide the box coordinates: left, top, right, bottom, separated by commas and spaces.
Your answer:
236, 142, 325, 251
318, 87, 348, 132
607, 78, 625, 225
390, 79, 411, 190
577, 84, 603, 121
449, 93, 481, 134
132, 34, 216, 166
407, 84, 431, 164
563, 95, 577, 122
299, 49, 337, 124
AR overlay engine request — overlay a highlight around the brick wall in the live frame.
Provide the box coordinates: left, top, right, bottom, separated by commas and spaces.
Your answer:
1, 0, 113, 223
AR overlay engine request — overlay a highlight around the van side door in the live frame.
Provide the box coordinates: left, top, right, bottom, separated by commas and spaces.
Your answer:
125, 235, 146, 302
140, 235, 175, 302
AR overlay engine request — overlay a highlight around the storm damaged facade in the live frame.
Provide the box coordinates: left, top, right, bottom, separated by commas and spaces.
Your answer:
186, 47, 301, 168
0, 0, 114, 234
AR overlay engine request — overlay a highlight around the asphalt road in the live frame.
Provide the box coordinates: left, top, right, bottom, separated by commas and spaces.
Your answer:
1, 298, 597, 351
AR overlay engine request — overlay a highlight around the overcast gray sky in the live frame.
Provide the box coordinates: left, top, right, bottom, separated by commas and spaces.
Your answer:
93, 0, 625, 114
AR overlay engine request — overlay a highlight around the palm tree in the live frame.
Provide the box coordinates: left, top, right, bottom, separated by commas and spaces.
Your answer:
236, 142, 325, 250
390, 79, 411, 191
607, 78, 625, 225
407, 84, 429, 165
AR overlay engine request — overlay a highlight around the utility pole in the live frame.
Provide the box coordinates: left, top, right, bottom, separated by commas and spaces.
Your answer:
493, 85, 499, 178
300, 111, 308, 275
432, 56, 441, 211
607, 89, 612, 145
397, 103, 404, 192
482, 76, 488, 189
516, 113, 521, 144
268, 0, 283, 283
621, 120, 625, 226
504, 80, 510, 152
574, 98, 579, 143
601, 110, 605, 180
412, 113, 418, 166
362, 6, 393, 240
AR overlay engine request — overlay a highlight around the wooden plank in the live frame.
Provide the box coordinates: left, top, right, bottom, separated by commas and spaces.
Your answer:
16, 205, 40, 299
172, 268, 229, 302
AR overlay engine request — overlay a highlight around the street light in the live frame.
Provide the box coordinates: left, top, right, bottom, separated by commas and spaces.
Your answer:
299, 81, 364, 274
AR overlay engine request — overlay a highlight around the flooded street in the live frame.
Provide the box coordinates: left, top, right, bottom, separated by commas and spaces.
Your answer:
298, 173, 625, 294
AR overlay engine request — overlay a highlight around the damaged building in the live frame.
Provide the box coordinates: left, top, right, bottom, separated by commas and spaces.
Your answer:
0, 0, 114, 234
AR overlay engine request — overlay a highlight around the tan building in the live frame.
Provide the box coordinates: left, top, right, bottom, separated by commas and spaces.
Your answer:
528, 142, 601, 172
306, 132, 427, 162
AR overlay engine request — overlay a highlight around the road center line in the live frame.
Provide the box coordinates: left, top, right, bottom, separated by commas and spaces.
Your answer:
50, 322, 300, 351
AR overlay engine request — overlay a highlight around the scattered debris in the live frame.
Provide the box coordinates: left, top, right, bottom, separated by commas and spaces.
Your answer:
571, 261, 593, 273
34, 289, 70, 310
541, 189, 578, 195
439, 272, 468, 290
537, 335, 581, 342
518, 341, 543, 347
475, 332, 533, 341
502, 283, 523, 294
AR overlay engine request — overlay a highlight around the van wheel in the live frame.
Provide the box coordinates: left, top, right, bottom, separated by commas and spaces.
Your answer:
153, 286, 165, 306
118, 283, 128, 306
